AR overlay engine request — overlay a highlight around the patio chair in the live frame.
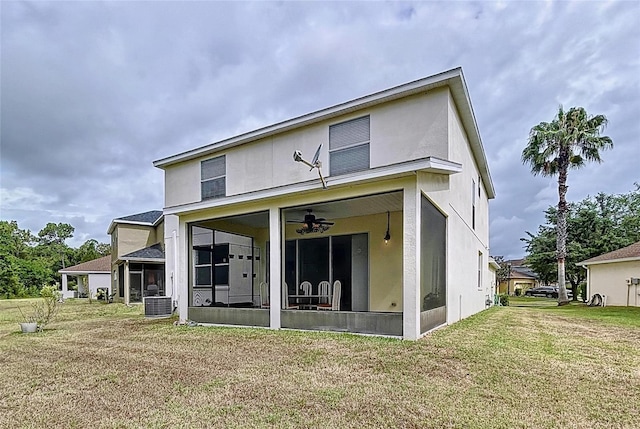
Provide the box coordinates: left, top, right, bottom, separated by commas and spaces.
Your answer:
146, 284, 159, 297
316, 281, 332, 310
259, 282, 270, 308
298, 281, 313, 309
318, 280, 341, 311
282, 282, 299, 310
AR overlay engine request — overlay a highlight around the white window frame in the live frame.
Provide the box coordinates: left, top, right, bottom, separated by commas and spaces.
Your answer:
477, 251, 483, 290
472, 179, 476, 230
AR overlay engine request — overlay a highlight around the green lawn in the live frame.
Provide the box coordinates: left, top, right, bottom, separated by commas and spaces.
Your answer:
1, 299, 639, 428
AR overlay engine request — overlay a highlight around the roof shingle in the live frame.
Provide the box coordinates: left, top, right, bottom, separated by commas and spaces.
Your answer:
122, 243, 165, 260
579, 241, 640, 265
59, 256, 111, 273
116, 210, 163, 224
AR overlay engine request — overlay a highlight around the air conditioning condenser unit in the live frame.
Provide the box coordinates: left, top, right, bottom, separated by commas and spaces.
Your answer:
144, 296, 173, 318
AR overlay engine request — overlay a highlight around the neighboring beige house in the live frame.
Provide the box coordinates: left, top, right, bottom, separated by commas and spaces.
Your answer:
59, 256, 111, 299
496, 258, 540, 295
154, 67, 495, 340
578, 241, 640, 306
107, 211, 165, 305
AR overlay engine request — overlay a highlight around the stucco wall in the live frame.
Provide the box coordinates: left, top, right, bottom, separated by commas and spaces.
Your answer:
587, 260, 640, 306
163, 90, 450, 208
413, 90, 491, 325
115, 225, 159, 258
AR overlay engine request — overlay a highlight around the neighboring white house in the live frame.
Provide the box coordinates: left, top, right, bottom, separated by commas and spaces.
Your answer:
153, 67, 495, 340
578, 241, 640, 307
59, 256, 111, 299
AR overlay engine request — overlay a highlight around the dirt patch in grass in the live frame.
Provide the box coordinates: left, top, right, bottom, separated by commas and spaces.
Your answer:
1, 300, 639, 428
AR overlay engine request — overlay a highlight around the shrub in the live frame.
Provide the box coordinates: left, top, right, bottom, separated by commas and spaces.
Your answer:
32, 285, 62, 332
499, 294, 510, 306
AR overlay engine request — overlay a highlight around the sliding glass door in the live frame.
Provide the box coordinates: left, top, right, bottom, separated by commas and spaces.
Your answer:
298, 238, 329, 291
284, 234, 368, 311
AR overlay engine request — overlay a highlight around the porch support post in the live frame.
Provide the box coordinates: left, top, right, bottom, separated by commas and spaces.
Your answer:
402, 181, 420, 340
124, 261, 130, 305
61, 274, 68, 294
268, 207, 282, 329
164, 215, 187, 321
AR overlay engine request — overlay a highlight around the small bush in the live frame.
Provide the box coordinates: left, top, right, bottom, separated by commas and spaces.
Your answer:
32, 285, 62, 331
499, 294, 510, 306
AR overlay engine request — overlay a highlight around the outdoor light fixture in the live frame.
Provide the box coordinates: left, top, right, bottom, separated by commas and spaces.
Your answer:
384, 211, 391, 244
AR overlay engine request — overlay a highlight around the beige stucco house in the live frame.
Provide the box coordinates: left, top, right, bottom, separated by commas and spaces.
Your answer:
153, 67, 495, 340
497, 259, 540, 295
578, 241, 640, 306
107, 211, 165, 305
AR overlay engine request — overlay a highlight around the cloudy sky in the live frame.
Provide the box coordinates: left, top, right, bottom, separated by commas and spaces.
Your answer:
1, 1, 639, 258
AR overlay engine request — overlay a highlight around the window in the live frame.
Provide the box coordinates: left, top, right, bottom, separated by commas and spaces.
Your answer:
201, 156, 226, 200
472, 179, 476, 230
329, 116, 370, 176
477, 252, 483, 290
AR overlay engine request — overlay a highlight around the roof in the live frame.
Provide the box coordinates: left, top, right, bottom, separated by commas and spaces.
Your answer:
578, 241, 640, 266
107, 210, 163, 234
121, 243, 165, 262
59, 256, 111, 274
117, 210, 163, 224
488, 257, 500, 270
509, 267, 537, 280
153, 67, 495, 199
506, 258, 528, 267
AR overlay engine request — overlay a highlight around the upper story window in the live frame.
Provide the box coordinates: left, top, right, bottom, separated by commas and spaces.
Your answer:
329, 115, 370, 176
201, 156, 226, 200
472, 179, 476, 230
477, 251, 483, 290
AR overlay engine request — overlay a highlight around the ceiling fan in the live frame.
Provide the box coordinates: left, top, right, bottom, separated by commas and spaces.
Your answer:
287, 209, 334, 234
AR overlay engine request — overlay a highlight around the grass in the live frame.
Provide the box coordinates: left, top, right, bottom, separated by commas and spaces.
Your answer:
1, 299, 639, 428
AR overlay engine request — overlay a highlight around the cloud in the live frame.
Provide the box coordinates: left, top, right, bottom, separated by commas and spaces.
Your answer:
1, 0, 638, 258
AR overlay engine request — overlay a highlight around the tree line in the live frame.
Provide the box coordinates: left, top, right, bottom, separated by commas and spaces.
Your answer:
0, 221, 110, 298
522, 185, 640, 299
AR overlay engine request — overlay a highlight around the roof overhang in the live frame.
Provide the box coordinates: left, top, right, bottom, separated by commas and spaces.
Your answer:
578, 256, 640, 268
163, 156, 462, 216
153, 67, 495, 199
107, 217, 164, 235
120, 257, 165, 263
58, 270, 110, 275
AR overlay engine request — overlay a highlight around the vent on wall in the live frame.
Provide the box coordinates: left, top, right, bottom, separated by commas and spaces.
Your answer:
144, 296, 173, 318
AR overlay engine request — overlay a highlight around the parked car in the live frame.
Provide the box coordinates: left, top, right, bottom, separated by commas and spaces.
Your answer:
524, 286, 558, 298
524, 286, 573, 299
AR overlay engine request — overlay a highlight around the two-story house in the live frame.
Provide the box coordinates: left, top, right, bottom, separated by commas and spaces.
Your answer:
107, 211, 165, 305
154, 67, 495, 340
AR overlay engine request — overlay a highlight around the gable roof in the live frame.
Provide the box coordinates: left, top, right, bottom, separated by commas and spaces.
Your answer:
509, 267, 537, 280
578, 241, 640, 266
121, 243, 165, 262
59, 256, 111, 274
153, 67, 495, 199
107, 210, 163, 234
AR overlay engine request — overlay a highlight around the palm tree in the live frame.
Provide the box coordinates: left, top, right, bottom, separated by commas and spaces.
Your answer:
522, 106, 612, 305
